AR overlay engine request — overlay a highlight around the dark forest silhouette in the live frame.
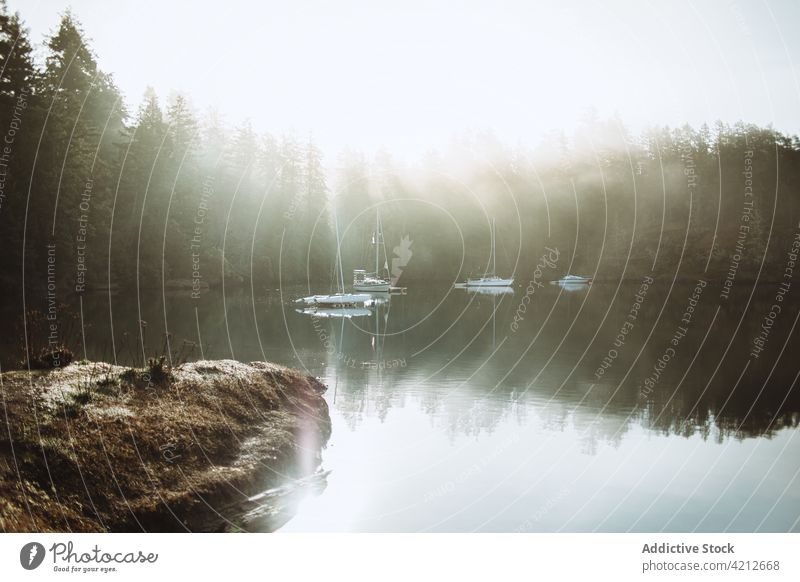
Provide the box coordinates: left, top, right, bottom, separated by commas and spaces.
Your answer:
1, 5, 799, 308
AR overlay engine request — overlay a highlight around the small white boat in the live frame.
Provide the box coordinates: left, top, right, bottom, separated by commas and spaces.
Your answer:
552, 274, 592, 285
465, 275, 514, 287
295, 205, 378, 308
353, 269, 391, 292
353, 210, 392, 292
462, 219, 513, 288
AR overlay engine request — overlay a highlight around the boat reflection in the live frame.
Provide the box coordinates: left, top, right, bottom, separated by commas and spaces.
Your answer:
454, 283, 515, 296
295, 306, 373, 319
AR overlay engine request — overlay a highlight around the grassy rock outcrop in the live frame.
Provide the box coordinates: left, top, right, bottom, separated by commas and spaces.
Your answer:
0, 360, 330, 532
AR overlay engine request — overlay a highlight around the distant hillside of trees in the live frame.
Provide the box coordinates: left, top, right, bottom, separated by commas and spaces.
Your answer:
1, 3, 799, 312
0, 5, 334, 302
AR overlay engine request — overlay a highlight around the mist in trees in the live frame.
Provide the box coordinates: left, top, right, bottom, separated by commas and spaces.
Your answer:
1, 4, 799, 314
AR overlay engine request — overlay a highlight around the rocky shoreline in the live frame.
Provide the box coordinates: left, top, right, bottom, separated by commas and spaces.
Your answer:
0, 360, 331, 532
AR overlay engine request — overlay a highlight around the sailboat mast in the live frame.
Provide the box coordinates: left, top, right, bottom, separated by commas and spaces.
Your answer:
334, 205, 344, 292
375, 209, 380, 275
492, 218, 496, 276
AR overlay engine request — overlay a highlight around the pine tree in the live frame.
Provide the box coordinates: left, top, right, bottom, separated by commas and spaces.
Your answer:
31, 12, 107, 290
335, 148, 371, 267
0, 0, 36, 102
0, 1, 38, 291
200, 107, 227, 166
39, 10, 97, 102
124, 86, 168, 221
228, 120, 258, 176
166, 92, 198, 160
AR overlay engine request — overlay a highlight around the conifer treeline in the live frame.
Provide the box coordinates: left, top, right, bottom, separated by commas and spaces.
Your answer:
0, 5, 335, 303
1, 4, 799, 310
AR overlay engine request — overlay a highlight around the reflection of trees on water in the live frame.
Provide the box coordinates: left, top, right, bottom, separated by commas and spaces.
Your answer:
63, 281, 799, 450
329, 367, 405, 430
323, 282, 799, 448
641, 402, 800, 443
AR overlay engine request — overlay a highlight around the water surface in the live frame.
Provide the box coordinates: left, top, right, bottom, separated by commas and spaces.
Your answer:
52, 281, 800, 531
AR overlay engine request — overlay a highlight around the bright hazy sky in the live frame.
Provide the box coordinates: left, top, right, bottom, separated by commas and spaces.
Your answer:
9, 0, 800, 158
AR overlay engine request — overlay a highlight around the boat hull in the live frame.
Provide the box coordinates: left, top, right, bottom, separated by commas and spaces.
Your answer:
465, 278, 514, 287
552, 277, 592, 285
353, 283, 391, 292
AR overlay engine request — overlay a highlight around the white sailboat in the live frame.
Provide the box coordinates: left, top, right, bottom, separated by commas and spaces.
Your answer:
353, 210, 391, 292
552, 274, 592, 285
296, 204, 373, 307
551, 274, 592, 290
464, 219, 513, 287
295, 293, 373, 307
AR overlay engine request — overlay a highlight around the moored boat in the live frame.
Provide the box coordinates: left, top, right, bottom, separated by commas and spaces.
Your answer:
461, 219, 514, 288
353, 269, 391, 292
353, 210, 392, 292
552, 274, 592, 285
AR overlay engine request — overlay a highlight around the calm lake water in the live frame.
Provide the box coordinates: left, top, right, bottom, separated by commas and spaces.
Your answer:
34, 280, 800, 532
